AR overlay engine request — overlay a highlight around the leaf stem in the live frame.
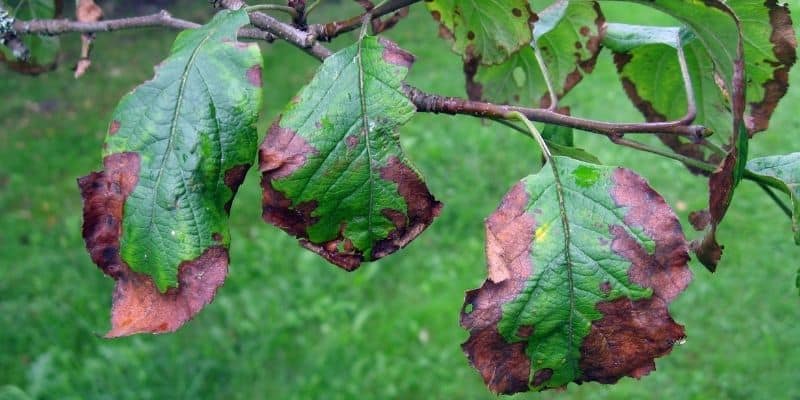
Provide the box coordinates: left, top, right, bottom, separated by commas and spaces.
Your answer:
755, 182, 793, 218
533, 41, 558, 111
506, 112, 552, 161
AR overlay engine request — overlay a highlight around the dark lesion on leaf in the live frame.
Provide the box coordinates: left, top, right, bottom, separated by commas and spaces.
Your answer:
461, 182, 535, 394
379, 37, 415, 68
578, 168, 692, 383
372, 157, 443, 260
78, 152, 228, 337
223, 163, 250, 215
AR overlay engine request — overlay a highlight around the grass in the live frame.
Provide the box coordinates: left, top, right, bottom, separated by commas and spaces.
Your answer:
1, 2, 799, 399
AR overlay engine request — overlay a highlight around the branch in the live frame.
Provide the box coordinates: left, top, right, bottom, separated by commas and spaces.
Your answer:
11, 4, 709, 139
12, 10, 275, 42
309, 0, 419, 40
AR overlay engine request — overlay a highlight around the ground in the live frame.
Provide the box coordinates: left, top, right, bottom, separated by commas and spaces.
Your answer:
1, 2, 799, 399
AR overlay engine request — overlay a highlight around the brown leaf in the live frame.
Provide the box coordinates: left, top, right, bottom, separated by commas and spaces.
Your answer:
78, 153, 227, 337
74, 0, 103, 78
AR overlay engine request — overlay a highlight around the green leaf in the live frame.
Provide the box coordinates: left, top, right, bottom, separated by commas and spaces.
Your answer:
260, 36, 442, 271
425, 0, 534, 65
747, 154, 800, 244
471, 0, 603, 106
542, 123, 601, 165
462, 156, 691, 393
78, 9, 262, 336
1, 0, 60, 73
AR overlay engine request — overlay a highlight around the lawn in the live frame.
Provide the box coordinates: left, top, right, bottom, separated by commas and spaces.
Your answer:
1, 2, 799, 399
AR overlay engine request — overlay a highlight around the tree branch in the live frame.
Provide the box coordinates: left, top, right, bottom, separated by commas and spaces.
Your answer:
10, 4, 709, 139
12, 10, 275, 42
308, 0, 419, 40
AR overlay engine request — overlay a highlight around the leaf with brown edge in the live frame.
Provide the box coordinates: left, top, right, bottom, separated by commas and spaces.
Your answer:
728, 0, 797, 135
260, 36, 441, 271
424, 0, 535, 66
78, 9, 262, 336
462, 157, 691, 393
470, 0, 604, 107
78, 153, 229, 337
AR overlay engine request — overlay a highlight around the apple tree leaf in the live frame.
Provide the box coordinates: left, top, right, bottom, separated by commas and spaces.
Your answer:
78, 9, 262, 336
425, 0, 535, 66
260, 36, 442, 271
470, 0, 604, 107
462, 156, 691, 393
747, 153, 800, 244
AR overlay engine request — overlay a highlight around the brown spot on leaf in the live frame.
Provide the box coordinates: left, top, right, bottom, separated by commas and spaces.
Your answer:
345, 135, 359, 149
578, 168, 691, 383
212, 232, 223, 242
512, 8, 522, 17
467, 31, 476, 41
461, 182, 535, 394
379, 37, 415, 69
599, 281, 612, 295
431, 10, 441, 22
223, 163, 250, 214
532, 369, 553, 387
108, 120, 121, 135
371, 157, 443, 260
579, 26, 590, 36
78, 152, 228, 337
246, 65, 262, 87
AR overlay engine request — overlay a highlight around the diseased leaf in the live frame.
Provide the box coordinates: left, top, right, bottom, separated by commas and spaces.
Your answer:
425, 0, 534, 66
78, 9, 262, 336
605, 24, 728, 174
608, 0, 749, 271
260, 36, 441, 271
747, 153, 800, 244
0, 0, 61, 74
462, 157, 691, 393
728, 0, 797, 134
470, 0, 603, 107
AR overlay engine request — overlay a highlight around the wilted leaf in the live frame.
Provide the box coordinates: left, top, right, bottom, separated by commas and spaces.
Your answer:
0, 0, 61, 74
79, 9, 262, 336
471, 0, 604, 107
747, 153, 800, 244
462, 157, 691, 393
425, 0, 535, 65
260, 36, 441, 271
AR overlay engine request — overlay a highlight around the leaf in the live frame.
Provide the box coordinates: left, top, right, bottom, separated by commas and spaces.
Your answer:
605, 24, 728, 174
462, 156, 691, 393
425, 0, 534, 65
728, 0, 797, 134
608, 0, 749, 271
747, 154, 800, 244
78, 9, 262, 336
469, 0, 603, 106
542, 123, 602, 165
260, 36, 442, 271
0, 0, 61, 74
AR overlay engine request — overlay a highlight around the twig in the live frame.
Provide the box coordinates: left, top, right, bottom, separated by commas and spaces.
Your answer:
13, 5, 709, 139
309, 0, 419, 40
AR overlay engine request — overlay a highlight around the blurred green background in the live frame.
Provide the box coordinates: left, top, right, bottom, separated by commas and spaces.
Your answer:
1, 1, 799, 399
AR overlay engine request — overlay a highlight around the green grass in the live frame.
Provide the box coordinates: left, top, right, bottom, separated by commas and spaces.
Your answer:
1, 2, 799, 399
